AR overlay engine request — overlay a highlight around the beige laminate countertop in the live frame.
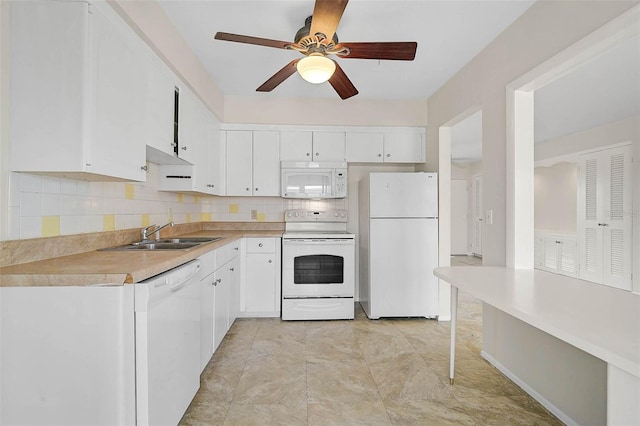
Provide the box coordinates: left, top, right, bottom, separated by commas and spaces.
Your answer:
0, 230, 283, 287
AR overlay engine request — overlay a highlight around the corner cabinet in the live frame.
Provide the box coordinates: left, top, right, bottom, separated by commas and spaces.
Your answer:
10, 1, 147, 181
225, 131, 280, 196
346, 130, 425, 163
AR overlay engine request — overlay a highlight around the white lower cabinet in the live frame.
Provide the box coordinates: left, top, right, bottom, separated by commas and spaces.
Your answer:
199, 240, 241, 372
1, 286, 136, 426
241, 238, 282, 317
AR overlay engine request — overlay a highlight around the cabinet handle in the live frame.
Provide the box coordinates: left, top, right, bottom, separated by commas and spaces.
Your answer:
213, 278, 221, 286
255, 188, 259, 191
258, 243, 263, 247
268, 259, 272, 263
234, 247, 239, 251
386, 153, 391, 157
377, 154, 382, 157
141, 165, 148, 171
315, 152, 319, 157
181, 146, 188, 151
306, 152, 310, 157
246, 187, 250, 191
598, 223, 609, 226
230, 267, 235, 272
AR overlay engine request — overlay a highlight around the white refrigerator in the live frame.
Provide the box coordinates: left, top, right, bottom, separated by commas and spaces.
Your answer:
359, 172, 439, 319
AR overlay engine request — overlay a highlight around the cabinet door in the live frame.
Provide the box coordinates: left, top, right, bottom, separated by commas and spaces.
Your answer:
227, 256, 241, 326
192, 105, 212, 194
312, 132, 346, 161
176, 88, 199, 164
280, 131, 313, 161
253, 131, 281, 196
88, 4, 147, 181
213, 267, 230, 351
9, 1, 86, 173
200, 273, 215, 372
245, 253, 278, 314
146, 57, 175, 157
225, 131, 253, 196
346, 132, 384, 162
383, 132, 424, 163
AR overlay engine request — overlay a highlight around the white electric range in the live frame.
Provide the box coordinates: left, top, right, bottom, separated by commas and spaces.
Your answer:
281, 209, 355, 320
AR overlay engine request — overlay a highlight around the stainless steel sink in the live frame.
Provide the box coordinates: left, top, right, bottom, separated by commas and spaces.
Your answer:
100, 237, 223, 251
155, 237, 223, 244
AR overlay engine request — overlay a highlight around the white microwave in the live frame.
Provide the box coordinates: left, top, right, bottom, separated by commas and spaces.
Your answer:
281, 162, 348, 199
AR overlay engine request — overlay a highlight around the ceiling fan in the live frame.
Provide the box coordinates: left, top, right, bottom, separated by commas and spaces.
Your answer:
214, 0, 417, 100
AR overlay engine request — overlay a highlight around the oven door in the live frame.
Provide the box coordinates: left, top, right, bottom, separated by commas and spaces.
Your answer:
282, 238, 354, 298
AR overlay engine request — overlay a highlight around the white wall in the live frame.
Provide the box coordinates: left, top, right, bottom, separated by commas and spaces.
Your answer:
425, 1, 638, 423
534, 162, 577, 233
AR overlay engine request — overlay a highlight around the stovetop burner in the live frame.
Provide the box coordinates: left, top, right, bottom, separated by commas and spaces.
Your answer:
283, 209, 354, 239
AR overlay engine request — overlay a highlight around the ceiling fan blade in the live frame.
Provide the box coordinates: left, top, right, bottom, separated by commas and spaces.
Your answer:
328, 62, 358, 100
309, 0, 349, 44
214, 32, 291, 50
256, 59, 300, 92
335, 42, 417, 60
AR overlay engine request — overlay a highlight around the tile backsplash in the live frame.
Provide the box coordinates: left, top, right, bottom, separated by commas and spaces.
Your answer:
7, 163, 345, 240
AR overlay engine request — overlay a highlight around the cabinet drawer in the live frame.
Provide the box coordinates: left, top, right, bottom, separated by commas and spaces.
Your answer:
198, 249, 217, 278
215, 240, 240, 267
245, 238, 277, 253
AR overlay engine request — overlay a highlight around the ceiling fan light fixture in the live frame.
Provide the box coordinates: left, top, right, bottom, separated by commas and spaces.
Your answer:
296, 53, 336, 84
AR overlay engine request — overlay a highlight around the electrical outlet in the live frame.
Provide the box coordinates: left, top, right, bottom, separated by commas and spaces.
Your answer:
251, 209, 257, 220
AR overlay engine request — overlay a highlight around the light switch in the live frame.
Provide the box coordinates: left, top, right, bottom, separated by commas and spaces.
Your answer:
485, 210, 493, 225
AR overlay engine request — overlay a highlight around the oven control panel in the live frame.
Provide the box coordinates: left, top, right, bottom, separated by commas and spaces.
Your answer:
285, 209, 348, 222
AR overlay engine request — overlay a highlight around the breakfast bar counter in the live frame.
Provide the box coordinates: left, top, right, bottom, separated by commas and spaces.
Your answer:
434, 266, 640, 425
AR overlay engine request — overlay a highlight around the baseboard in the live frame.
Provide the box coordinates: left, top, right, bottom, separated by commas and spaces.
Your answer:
480, 350, 577, 426
237, 311, 280, 318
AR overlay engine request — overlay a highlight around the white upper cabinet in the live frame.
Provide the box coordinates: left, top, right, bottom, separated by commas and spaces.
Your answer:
10, 1, 147, 181
193, 107, 223, 195
225, 131, 253, 196
280, 131, 345, 162
226, 131, 280, 196
312, 132, 346, 162
252, 131, 281, 196
346, 131, 424, 163
176, 88, 199, 165
346, 132, 385, 162
280, 131, 313, 161
384, 132, 424, 162
145, 57, 178, 163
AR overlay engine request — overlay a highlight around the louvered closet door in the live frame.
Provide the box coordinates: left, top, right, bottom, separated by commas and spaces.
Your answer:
577, 145, 632, 290
578, 156, 604, 283
602, 146, 632, 290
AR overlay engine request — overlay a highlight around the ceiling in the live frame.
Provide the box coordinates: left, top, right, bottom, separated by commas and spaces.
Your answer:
157, 1, 638, 161
158, 0, 535, 100
451, 34, 640, 161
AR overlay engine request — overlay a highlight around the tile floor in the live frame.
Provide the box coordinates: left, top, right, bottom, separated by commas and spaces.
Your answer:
180, 255, 562, 425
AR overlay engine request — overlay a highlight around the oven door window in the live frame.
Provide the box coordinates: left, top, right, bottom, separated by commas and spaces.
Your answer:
294, 254, 344, 284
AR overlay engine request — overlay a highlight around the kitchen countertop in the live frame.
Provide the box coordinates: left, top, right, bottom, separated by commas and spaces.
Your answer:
1, 228, 283, 287
434, 266, 640, 378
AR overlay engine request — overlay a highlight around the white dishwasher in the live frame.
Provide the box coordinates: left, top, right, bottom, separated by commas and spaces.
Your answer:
135, 259, 202, 426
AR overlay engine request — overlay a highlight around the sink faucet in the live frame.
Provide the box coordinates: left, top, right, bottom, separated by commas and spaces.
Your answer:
141, 222, 174, 241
